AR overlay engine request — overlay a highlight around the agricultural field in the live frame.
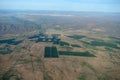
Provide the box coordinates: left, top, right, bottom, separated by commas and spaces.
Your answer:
44, 46, 58, 58
59, 51, 95, 57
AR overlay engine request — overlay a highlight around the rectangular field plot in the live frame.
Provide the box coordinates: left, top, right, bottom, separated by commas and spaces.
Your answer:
67, 35, 86, 40
44, 46, 59, 58
71, 44, 81, 48
51, 47, 59, 57
59, 51, 95, 57
44, 47, 51, 58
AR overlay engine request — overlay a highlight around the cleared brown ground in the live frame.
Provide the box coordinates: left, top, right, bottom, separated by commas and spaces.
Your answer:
0, 28, 120, 80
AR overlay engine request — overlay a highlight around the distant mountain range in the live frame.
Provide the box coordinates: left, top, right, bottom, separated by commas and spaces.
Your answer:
0, 10, 120, 37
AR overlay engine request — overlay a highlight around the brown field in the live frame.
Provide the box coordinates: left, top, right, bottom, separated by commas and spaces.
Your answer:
0, 28, 120, 80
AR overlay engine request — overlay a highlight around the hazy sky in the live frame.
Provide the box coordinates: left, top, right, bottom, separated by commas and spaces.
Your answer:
0, 0, 120, 12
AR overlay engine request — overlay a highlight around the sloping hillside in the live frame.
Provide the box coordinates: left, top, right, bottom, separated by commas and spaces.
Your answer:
0, 16, 41, 35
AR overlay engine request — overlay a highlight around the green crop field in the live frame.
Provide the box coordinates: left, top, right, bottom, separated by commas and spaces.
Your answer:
59, 51, 95, 57
44, 46, 59, 58
60, 41, 69, 46
71, 44, 81, 48
81, 40, 120, 49
67, 35, 86, 40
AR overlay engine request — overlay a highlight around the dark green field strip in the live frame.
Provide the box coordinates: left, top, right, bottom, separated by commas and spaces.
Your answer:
59, 51, 95, 57
44, 47, 51, 58
81, 40, 120, 49
67, 35, 86, 40
51, 47, 59, 57
28, 35, 39, 39
0, 50, 13, 55
71, 44, 81, 48
0, 38, 22, 45
116, 41, 120, 44
109, 36, 120, 40
60, 41, 69, 46
108, 36, 120, 44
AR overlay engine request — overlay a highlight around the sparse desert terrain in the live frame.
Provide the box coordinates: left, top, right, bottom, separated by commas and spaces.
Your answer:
0, 11, 120, 80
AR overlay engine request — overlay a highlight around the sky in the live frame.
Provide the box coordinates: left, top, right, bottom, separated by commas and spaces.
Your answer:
0, 0, 120, 12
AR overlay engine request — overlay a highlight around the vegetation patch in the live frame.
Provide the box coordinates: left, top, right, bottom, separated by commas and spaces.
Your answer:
67, 35, 86, 40
60, 41, 69, 46
78, 74, 86, 80
81, 40, 120, 49
0, 47, 13, 55
28, 35, 39, 39
109, 36, 120, 41
0, 38, 22, 45
115, 41, 120, 44
60, 46, 73, 51
0, 39, 15, 44
1, 69, 21, 80
35, 58, 42, 62
81, 62, 96, 72
71, 44, 81, 48
86, 37, 103, 41
44, 47, 51, 58
59, 51, 95, 57
51, 47, 59, 57
44, 46, 59, 58
9, 75, 21, 80
2, 74, 21, 80
44, 74, 53, 80
105, 47, 116, 59
23, 59, 32, 63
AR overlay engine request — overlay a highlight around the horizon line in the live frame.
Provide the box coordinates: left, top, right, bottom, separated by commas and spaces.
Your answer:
0, 9, 120, 13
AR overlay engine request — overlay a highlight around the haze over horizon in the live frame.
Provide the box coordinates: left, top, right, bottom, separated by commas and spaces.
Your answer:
0, 0, 120, 12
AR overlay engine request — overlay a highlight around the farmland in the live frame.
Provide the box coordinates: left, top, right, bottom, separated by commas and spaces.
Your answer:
67, 35, 86, 40
59, 51, 95, 57
44, 46, 58, 58
81, 40, 120, 49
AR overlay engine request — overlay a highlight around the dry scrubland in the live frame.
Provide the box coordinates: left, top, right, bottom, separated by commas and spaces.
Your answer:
0, 12, 120, 80
0, 28, 120, 80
